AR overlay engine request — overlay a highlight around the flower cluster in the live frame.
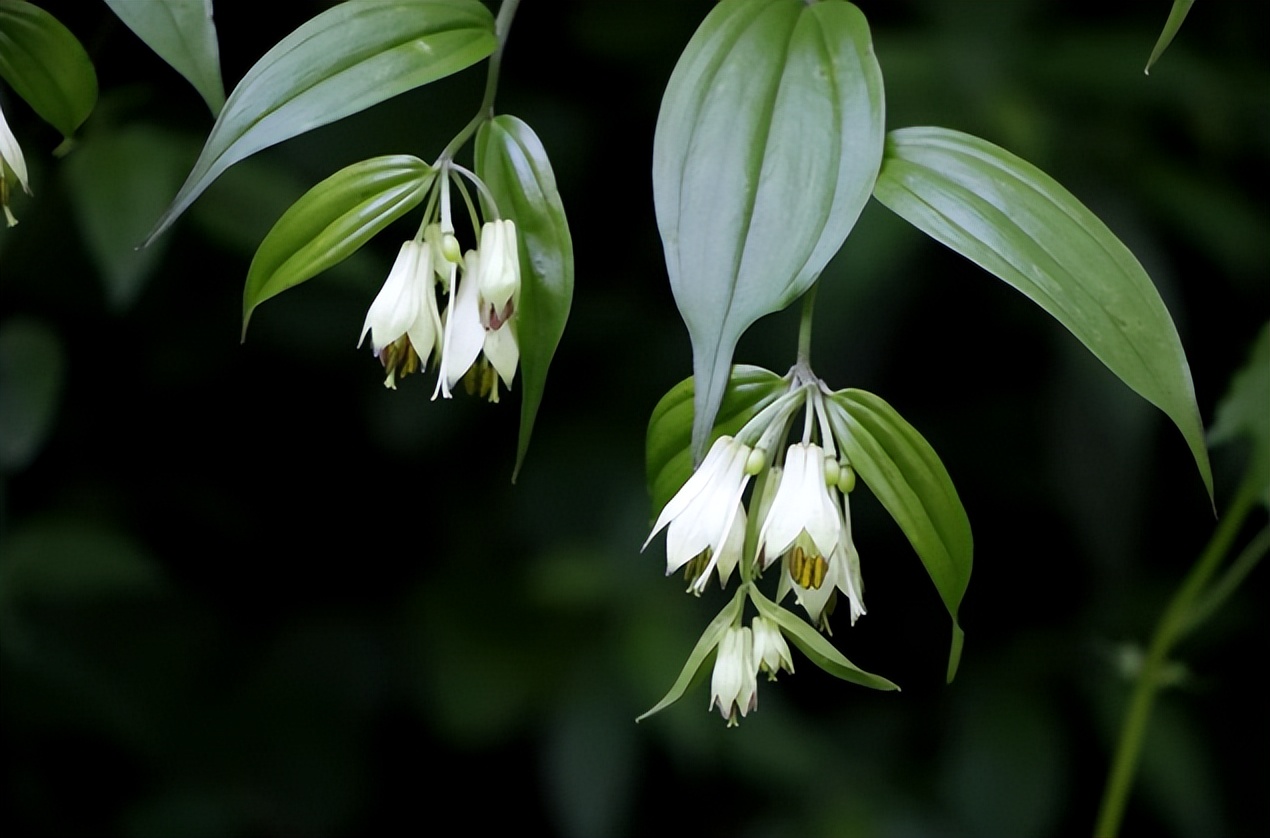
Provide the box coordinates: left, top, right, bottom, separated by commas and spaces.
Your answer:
646, 380, 866, 630
1, 99, 32, 227
643, 373, 874, 724
708, 616, 795, 726
359, 165, 520, 401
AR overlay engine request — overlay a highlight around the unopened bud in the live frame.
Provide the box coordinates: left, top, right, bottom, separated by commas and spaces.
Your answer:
744, 447, 766, 476
837, 463, 856, 494
823, 457, 840, 488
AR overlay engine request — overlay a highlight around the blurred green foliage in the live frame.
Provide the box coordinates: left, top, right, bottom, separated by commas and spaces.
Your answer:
1, 1, 1266, 836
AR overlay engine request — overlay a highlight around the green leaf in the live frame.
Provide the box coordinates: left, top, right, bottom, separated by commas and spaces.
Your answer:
1145, 0, 1195, 75
827, 388, 973, 681
146, 0, 496, 243
646, 365, 786, 519
63, 126, 192, 310
0, 518, 163, 602
475, 115, 574, 481
636, 586, 745, 722
874, 126, 1213, 503
0, 0, 97, 139
104, 0, 225, 114
749, 586, 898, 691
0, 316, 63, 473
1209, 322, 1270, 510
653, 0, 884, 460
242, 155, 433, 336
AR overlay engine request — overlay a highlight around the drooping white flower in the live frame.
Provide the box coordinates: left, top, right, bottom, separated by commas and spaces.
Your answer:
475, 219, 520, 323
710, 625, 758, 726
751, 615, 794, 680
777, 490, 866, 628
643, 435, 753, 592
359, 240, 442, 388
756, 442, 842, 570
1, 100, 32, 227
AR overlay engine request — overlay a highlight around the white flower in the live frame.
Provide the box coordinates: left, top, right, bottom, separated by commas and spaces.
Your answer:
710, 625, 757, 726
751, 616, 794, 680
359, 240, 442, 389
435, 247, 520, 402
777, 490, 866, 628
756, 442, 841, 570
643, 435, 752, 592
1, 100, 32, 227
475, 219, 520, 323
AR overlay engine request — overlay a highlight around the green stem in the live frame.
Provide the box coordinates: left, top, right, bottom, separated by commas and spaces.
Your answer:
796, 284, 818, 367
1093, 469, 1262, 838
439, 0, 522, 162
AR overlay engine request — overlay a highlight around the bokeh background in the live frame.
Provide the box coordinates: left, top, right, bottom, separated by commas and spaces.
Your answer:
2, 1, 1267, 835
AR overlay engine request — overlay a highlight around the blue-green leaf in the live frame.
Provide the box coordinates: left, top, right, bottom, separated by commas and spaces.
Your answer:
749, 586, 898, 691
1145, 0, 1195, 75
104, 0, 225, 114
636, 586, 745, 723
242, 155, 433, 336
874, 126, 1212, 503
0, 0, 97, 139
475, 115, 574, 481
646, 365, 786, 519
653, 0, 884, 460
827, 388, 972, 681
146, 0, 495, 243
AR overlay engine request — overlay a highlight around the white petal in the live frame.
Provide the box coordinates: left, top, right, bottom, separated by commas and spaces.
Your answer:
477, 219, 520, 312
0, 102, 31, 195
644, 436, 738, 549
757, 443, 841, 562
483, 318, 519, 387
438, 253, 485, 396
359, 242, 423, 354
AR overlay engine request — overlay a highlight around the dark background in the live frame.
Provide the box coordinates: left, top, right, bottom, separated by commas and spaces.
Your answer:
2, 1, 1267, 835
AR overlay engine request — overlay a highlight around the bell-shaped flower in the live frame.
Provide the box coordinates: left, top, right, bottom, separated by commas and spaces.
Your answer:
777, 491, 866, 629
710, 625, 758, 726
1, 100, 32, 227
643, 435, 753, 592
756, 442, 842, 571
359, 240, 442, 388
435, 248, 520, 401
751, 616, 794, 681
475, 219, 520, 326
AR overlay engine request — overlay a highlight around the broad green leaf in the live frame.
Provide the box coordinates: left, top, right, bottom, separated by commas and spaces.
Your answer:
64, 126, 191, 310
242, 154, 433, 335
104, 0, 225, 114
0, 316, 63, 472
827, 388, 972, 681
0, 518, 162, 602
475, 115, 574, 481
874, 126, 1213, 503
0, 0, 97, 139
749, 586, 898, 691
1145, 0, 1195, 75
636, 586, 745, 722
146, 0, 495, 243
653, 0, 884, 460
1208, 322, 1270, 509
646, 365, 786, 518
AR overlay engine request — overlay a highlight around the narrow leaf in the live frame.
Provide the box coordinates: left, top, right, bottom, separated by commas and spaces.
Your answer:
749, 587, 898, 691
636, 587, 745, 722
653, 0, 884, 460
104, 0, 225, 114
646, 365, 786, 518
0, 316, 63, 473
828, 388, 972, 681
874, 126, 1213, 502
1145, 0, 1195, 75
146, 0, 495, 243
0, 0, 97, 139
242, 155, 433, 335
475, 115, 574, 480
